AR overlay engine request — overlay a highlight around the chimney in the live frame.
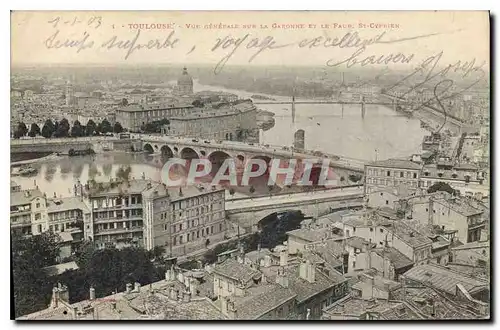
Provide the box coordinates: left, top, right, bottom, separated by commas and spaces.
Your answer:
428, 196, 434, 226
183, 290, 191, 303
50, 286, 60, 308
89, 286, 96, 301
178, 289, 183, 301
169, 287, 178, 300
58, 283, 69, 303
276, 267, 289, 288
134, 282, 141, 293
228, 300, 237, 319
238, 244, 245, 264
299, 260, 315, 283
364, 241, 372, 269
125, 283, 133, 294
71, 306, 78, 319
279, 248, 288, 266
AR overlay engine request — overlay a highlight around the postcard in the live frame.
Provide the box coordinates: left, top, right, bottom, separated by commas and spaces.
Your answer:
10, 11, 490, 320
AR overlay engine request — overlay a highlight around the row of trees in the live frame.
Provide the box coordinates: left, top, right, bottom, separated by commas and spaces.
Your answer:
12, 119, 125, 139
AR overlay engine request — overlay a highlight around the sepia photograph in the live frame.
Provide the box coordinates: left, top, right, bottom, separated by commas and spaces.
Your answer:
9, 10, 490, 321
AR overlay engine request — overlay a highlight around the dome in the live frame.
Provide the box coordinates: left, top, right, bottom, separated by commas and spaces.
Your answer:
177, 67, 193, 86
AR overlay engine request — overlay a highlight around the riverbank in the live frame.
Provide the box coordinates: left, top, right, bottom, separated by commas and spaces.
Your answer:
11, 153, 60, 166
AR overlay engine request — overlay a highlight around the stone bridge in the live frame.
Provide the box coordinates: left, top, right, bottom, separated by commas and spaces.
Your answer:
10, 135, 366, 182
225, 185, 364, 233
137, 134, 365, 174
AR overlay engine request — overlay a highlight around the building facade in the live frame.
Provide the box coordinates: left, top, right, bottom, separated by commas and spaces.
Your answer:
115, 103, 193, 132
86, 179, 227, 254
364, 159, 422, 194
163, 101, 257, 141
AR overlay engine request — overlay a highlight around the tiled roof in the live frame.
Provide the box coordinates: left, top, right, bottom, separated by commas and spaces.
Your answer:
213, 258, 261, 283
10, 189, 44, 206
372, 247, 414, 270
287, 228, 333, 243
403, 264, 489, 296
233, 284, 296, 319
47, 196, 89, 213
284, 264, 345, 303
434, 198, 483, 217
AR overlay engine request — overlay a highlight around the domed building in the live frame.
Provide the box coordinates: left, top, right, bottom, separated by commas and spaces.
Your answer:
176, 67, 194, 95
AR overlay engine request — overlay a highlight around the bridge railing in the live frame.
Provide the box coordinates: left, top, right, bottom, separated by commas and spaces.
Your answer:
139, 134, 366, 170
10, 136, 119, 145
225, 185, 363, 203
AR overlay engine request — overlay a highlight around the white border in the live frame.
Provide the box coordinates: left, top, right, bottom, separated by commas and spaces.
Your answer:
3, 1, 498, 330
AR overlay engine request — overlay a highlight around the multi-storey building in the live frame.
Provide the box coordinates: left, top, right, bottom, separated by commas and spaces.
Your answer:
10, 188, 89, 243
86, 179, 227, 254
409, 194, 485, 244
163, 101, 257, 141
364, 159, 422, 194
115, 102, 193, 132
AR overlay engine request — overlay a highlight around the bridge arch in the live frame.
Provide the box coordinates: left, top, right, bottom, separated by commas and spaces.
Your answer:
180, 147, 200, 160
160, 145, 174, 159
143, 143, 154, 154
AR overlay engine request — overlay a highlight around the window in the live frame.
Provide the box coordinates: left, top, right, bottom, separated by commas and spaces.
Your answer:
353, 227, 356, 232
385, 200, 389, 205
370, 228, 373, 232
380, 193, 383, 196
179, 236, 183, 244
179, 223, 183, 231
400, 172, 404, 178
173, 236, 177, 245
219, 223, 223, 231
36, 203, 40, 208
187, 233, 190, 241
413, 173, 417, 179
380, 228, 384, 233
387, 171, 391, 176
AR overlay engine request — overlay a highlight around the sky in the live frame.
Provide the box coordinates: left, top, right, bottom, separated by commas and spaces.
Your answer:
11, 11, 490, 71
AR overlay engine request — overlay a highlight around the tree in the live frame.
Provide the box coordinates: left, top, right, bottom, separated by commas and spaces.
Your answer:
192, 99, 204, 107
28, 123, 41, 137
41, 119, 55, 138
54, 118, 70, 137
99, 119, 112, 134
427, 181, 455, 195
14, 122, 28, 138
12, 231, 61, 317
85, 119, 97, 136
70, 120, 83, 137
113, 122, 124, 133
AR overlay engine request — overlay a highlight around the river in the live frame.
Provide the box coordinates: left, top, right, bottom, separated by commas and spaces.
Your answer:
11, 81, 428, 198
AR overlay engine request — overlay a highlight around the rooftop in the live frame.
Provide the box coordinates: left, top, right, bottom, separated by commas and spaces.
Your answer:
323, 295, 421, 320
47, 196, 89, 214
11, 189, 44, 207
368, 159, 422, 170
434, 197, 483, 217
212, 258, 261, 284
403, 263, 489, 296
286, 227, 338, 243
372, 247, 414, 270
230, 284, 297, 319
117, 102, 193, 112
43, 261, 79, 277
